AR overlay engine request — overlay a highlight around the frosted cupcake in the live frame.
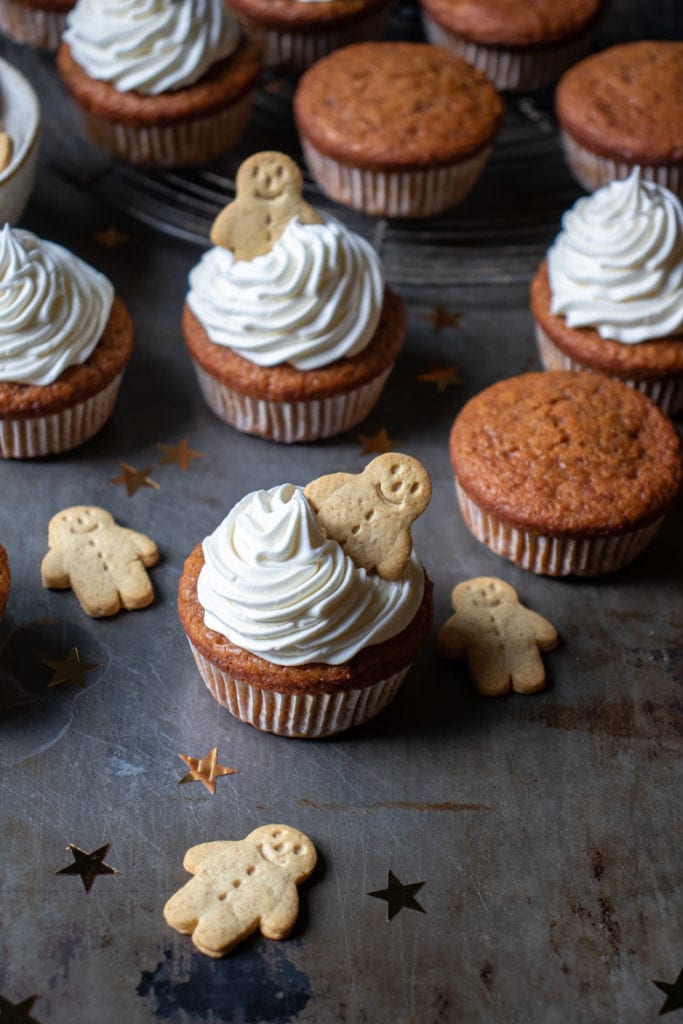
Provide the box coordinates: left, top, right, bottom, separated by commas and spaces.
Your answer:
0, 0, 74, 51
0, 225, 134, 458
178, 459, 433, 737
57, 0, 261, 167
531, 170, 683, 415
183, 151, 406, 442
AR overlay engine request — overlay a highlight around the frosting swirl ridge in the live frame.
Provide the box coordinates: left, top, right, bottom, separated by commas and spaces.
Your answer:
0, 226, 114, 387
547, 169, 683, 343
197, 484, 425, 666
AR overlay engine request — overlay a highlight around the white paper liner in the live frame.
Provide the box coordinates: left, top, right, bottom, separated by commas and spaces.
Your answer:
77, 90, 254, 168
253, 5, 391, 70
455, 480, 665, 577
535, 324, 683, 417
191, 361, 393, 443
422, 15, 594, 91
188, 639, 411, 738
0, 1, 67, 51
0, 372, 123, 458
560, 130, 683, 199
301, 137, 491, 217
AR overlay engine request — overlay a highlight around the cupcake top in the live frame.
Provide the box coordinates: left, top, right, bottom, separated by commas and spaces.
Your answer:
197, 483, 425, 666
420, 0, 605, 47
547, 170, 683, 344
0, 225, 114, 387
63, 0, 241, 95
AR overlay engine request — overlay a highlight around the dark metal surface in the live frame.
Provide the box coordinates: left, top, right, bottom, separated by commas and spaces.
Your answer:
1, 4, 682, 1023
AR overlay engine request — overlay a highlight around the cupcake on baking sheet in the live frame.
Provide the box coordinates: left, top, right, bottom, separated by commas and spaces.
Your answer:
0, 543, 9, 618
57, 0, 262, 168
294, 42, 504, 218
224, 0, 393, 71
419, 0, 605, 92
0, 0, 73, 52
0, 225, 134, 458
555, 41, 683, 197
178, 455, 433, 738
531, 170, 683, 416
449, 371, 682, 577
183, 151, 406, 443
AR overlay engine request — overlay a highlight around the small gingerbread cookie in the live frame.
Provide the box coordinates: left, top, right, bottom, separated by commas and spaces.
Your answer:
304, 453, 431, 581
163, 825, 317, 958
437, 577, 558, 696
0, 130, 12, 173
41, 506, 159, 618
210, 151, 321, 261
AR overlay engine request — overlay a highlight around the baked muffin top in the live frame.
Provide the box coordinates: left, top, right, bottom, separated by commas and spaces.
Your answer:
226, 0, 388, 29
420, 0, 605, 47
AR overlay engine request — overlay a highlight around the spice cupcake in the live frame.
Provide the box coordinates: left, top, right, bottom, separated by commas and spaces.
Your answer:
419, 0, 605, 92
57, 0, 262, 168
555, 41, 683, 197
224, 0, 392, 71
178, 455, 433, 738
183, 151, 406, 442
449, 371, 682, 576
0, 224, 134, 458
294, 42, 503, 217
531, 171, 683, 416
0, 543, 9, 618
0, 0, 73, 51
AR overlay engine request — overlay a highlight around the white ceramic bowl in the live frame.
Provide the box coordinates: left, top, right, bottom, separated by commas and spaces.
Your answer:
0, 58, 40, 224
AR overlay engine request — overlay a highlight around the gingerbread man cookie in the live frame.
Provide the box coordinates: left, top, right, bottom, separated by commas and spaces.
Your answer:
41, 506, 159, 618
0, 130, 12, 173
304, 453, 431, 581
163, 825, 317, 958
210, 151, 321, 261
437, 577, 558, 696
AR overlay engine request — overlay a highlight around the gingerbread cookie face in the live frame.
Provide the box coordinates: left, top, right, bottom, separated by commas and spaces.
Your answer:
304, 453, 431, 581
163, 825, 317, 958
437, 577, 558, 696
210, 151, 321, 261
41, 505, 159, 618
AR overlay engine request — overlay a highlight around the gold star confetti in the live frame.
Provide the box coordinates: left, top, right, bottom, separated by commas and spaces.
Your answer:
653, 968, 683, 1015
110, 462, 160, 496
94, 227, 129, 249
357, 428, 396, 455
417, 365, 462, 393
56, 844, 119, 892
368, 870, 426, 920
178, 747, 237, 795
42, 647, 100, 689
0, 994, 42, 1024
423, 305, 462, 333
156, 438, 205, 471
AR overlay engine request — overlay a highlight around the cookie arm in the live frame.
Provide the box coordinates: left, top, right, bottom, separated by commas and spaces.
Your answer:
40, 547, 69, 589
119, 527, 159, 567
436, 615, 466, 659
523, 609, 558, 651
259, 883, 300, 941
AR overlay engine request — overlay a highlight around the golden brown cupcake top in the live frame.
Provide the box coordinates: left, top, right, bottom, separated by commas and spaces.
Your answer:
294, 42, 504, 169
226, 0, 387, 29
421, 0, 605, 47
555, 41, 683, 165
449, 371, 683, 536
0, 543, 10, 619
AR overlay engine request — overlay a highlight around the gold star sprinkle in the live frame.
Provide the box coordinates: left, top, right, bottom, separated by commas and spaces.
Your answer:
653, 968, 683, 1015
156, 438, 205, 472
417, 365, 462, 393
94, 227, 129, 249
110, 462, 160, 496
423, 305, 462, 333
357, 428, 396, 455
178, 747, 237, 795
56, 844, 119, 893
42, 647, 100, 689
0, 994, 42, 1024
368, 870, 426, 920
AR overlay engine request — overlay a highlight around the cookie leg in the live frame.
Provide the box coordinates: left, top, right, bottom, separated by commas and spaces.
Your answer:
115, 561, 154, 611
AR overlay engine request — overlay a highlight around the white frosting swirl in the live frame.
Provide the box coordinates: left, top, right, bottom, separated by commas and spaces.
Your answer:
0, 226, 114, 387
64, 0, 241, 96
187, 217, 384, 370
197, 484, 425, 667
547, 169, 683, 343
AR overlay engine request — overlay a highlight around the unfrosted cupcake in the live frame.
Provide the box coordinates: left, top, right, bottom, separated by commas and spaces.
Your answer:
0, 225, 133, 458
178, 470, 433, 738
0, 0, 74, 51
531, 170, 683, 416
57, 0, 262, 167
0, 542, 9, 617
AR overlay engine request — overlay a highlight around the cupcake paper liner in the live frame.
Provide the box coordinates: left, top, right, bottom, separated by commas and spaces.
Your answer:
560, 130, 683, 199
455, 480, 665, 576
0, 372, 123, 458
0, 1, 67, 51
188, 639, 411, 738
192, 361, 394, 443
300, 137, 491, 217
251, 5, 391, 70
422, 15, 594, 91
535, 324, 683, 417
